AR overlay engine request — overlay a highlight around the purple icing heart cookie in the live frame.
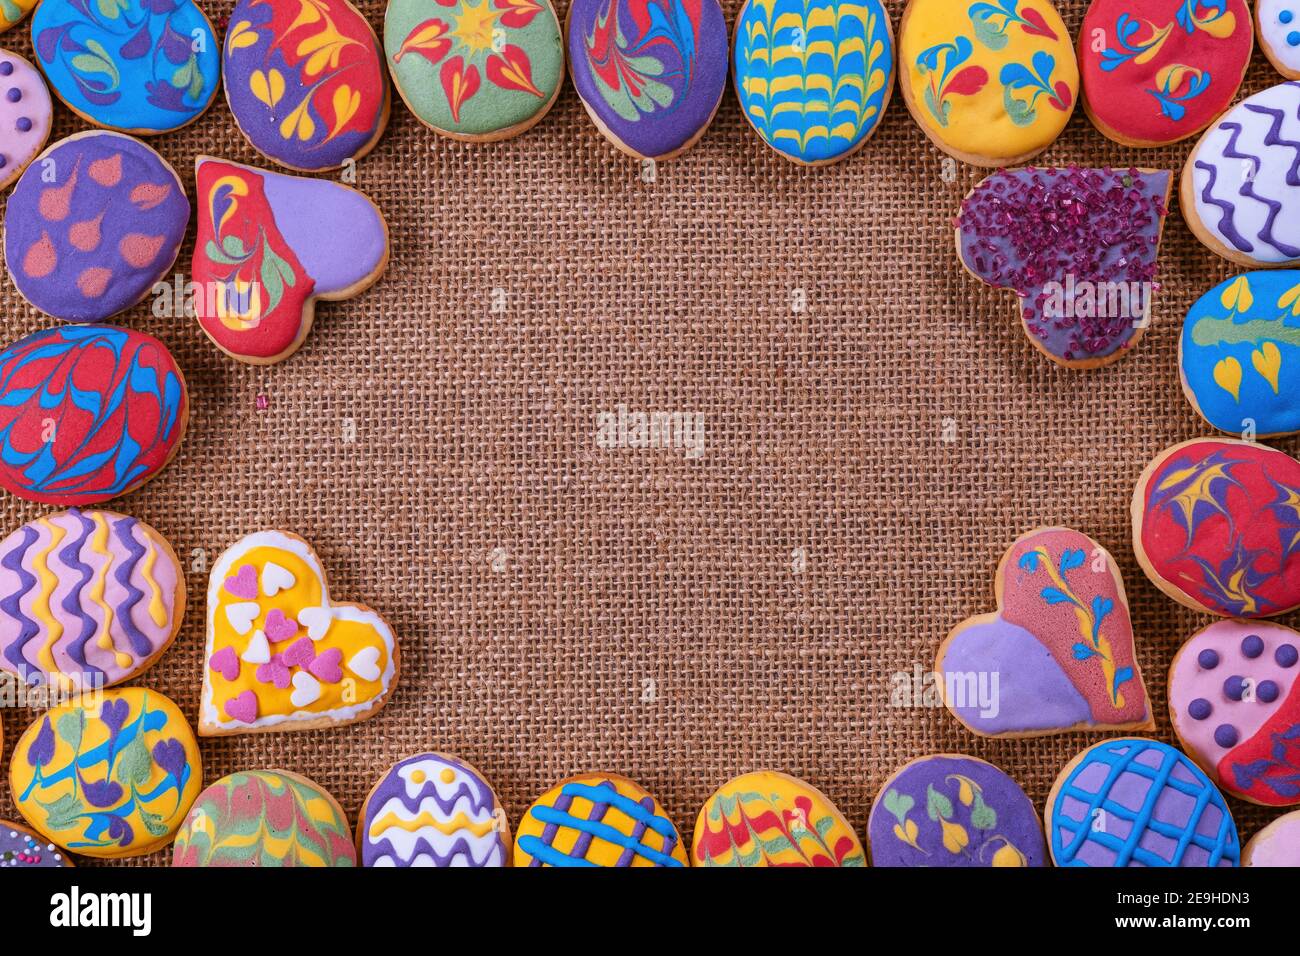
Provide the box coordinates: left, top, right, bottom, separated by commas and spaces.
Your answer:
4, 131, 189, 322
0, 50, 51, 192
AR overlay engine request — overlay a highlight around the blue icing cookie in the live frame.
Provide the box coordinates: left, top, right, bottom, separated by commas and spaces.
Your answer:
733, 0, 894, 164
32, 0, 220, 134
1180, 272, 1300, 437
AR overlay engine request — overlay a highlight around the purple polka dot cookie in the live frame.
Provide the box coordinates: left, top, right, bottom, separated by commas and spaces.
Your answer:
0, 50, 51, 191
1, 819, 73, 867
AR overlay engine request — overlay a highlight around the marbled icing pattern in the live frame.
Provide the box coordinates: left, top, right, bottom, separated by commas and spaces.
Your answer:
4, 131, 189, 322
0, 820, 72, 867
0, 50, 52, 191
1048, 738, 1239, 867
361, 753, 509, 866
0, 509, 182, 690
1243, 808, 1300, 865
0, 0, 37, 34
172, 770, 356, 866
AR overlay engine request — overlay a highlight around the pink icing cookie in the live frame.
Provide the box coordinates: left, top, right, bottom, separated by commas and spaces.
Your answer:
1169, 620, 1300, 807
0, 49, 51, 191
1242, 809, 1300, 866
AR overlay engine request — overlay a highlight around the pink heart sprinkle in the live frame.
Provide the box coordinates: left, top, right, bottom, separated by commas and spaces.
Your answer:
283, 637, 315, 669
208, 646, 240, 681
264, 608, 298, 641
224, 564, 258, 600
308, 647, 343, 684
224, 690, 258, 724
255, 654, 291, 690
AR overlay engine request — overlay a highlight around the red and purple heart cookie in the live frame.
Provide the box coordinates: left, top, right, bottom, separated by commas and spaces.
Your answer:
1170, 620, 1300, 807
4, 131, 189, 322
0, 50, 51, 191
955, 166, 1172, 368
936, 526, 1152, 738
1132, 438, 1300, 618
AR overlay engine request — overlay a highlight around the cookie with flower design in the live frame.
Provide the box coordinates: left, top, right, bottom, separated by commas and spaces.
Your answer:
384, 0, 564, 141
224, 0, 390, 172
868, 755, 1046, 866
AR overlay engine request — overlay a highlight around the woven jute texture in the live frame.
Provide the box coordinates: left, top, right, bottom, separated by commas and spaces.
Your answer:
0, 0, 1288, 865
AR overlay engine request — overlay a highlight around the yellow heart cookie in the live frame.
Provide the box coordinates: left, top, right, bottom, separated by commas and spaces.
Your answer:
199, 530, 398, 735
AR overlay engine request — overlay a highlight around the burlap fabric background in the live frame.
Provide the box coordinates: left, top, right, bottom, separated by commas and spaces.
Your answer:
0, 0, 1288, 865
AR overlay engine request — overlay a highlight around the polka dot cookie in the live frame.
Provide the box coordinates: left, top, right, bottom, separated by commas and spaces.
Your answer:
1, 820, 73, 867
0, 50, 50, 191
1259, 0, 1300, 79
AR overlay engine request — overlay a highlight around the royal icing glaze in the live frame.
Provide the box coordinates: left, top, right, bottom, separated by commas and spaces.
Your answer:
0, 509, 183, 691
733, 0, 894, 165
1186, 82, 1300, 267
224, 0, 389, 172
172, 770, 356, 866
9, 687, 201, 859
0, 326, 188, 506
1259, 0, 1300, 79
0, 0, 35, 33
1180, 273, 1300, 437
938, 527, 1152, 737
385, 0, 564, 139
1048, 738, 1239, 867
360, 753, 510, 867
1132, 439, 1300, 618
1242, 809, 1300, 865
32, 0, 219, 133
1080, 0, 1251, 147
901, 0, 1076, 165
200, 530, 397, 734
868, 755, 1046, 867
191, 156, 389, 364
0, 820, 72, 867
515, 773, 687, 867
0, 50, 52, 191
692, 770, 865, 866
956, 166, 1171, 366
1170, 620, 1300, 807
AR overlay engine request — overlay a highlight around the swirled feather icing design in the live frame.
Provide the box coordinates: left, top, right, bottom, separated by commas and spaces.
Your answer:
0, 509, 181, 690
361, 754, 508, 866
0, 0, 37, 33
0, 327, 187, 506
734, 0, 892, 163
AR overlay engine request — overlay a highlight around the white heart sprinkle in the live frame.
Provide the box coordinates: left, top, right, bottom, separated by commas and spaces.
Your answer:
290, 671, 321, 708
261, 562, 295, 597
348, 646, 382, 682
298, 605, 332, 641
225, 602, 260, 636
240, 629, 270, 664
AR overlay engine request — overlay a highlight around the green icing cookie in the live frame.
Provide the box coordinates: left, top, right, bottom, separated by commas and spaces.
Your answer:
384, 0, 564, 139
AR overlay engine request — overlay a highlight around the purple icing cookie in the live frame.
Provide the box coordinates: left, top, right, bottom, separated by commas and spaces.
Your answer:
868, 754, 1047, 867
4, 130, 190, 323
0, 50, 51, 191
1, 820, 72, 867
567, 0, 728, 160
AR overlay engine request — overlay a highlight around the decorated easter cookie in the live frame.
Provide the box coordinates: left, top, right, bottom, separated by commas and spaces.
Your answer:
0, 50, 51, 191
32, 0, 220, 134
0, 0, 35, 34
200, 530, 398, 735
359, 752, 510, 866
568, 0, 727, 162
1242, 809, 1300, 865
1079, 0, 1251, 148
899, 0, 1077, 167
1170, 620, 1300, 807
1183, 82, 1300, 268
692, 770, 864, 866
515, 772, 687, 866
956, 166, 1171, 367
1258, 0, 1300, 79
1, 820, 73, 867
937, 527, 1153, 738
733, 0, 894, 165
1132, 438, 1300, 618
1180, 273, 1300, 438
191, 156, 390, 365
385, 0, 565, 142
5, 132, 189, 323
0, 510, 184, 691
1047, 738, 1239, 866
10, 687, 202, 859
868, 755, 1046, 867
224, 0, 390, 172
173, 770, 356, 866
0, 326, 189, 506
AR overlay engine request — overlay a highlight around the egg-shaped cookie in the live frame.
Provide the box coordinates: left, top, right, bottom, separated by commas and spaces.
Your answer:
0, 49, 51, 191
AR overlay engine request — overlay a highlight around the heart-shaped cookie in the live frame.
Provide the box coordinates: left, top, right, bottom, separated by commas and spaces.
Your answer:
199, 530, 398, 736
936, 526, 1153, 738
191, 156, 389, 365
